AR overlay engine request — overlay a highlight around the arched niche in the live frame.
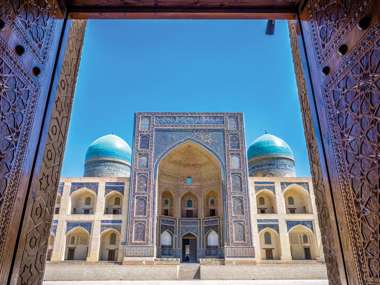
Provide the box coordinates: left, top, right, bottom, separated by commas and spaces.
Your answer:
256, 189, 277, 214
204, 191, 218, 217
259, 228, 281, 260
161, 191, 174, 217
288, 225, 317, 260
160, 230, 173, 256
205, 230, 219, 257
283, 185, 312, 214
104, 191, 123, 214
65, 227, 90, 260
181, 192, 198, 218
100, 229, 120, 261
207, 230, 219, 246
70, 188, 96, 215
156, 140, 223, 219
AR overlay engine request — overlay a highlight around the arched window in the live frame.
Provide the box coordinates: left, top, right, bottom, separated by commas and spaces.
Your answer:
140, 117, 150, 130
207, 231, 219, 247
110, 233, 116, 245
138, 155, 148, 168
160, 231, 172, 246
84, 197, 91, 205
288, 196, 294, 205
70, 236, 76, 245
114, 196, 121, 206
302, 234, 308, 244
258, 197, 265, 205
264, 232, 272, 245
231, 155, 240, 169
209, 198, 215, 207
185, 176, 193, 185
186, 199, 193, 208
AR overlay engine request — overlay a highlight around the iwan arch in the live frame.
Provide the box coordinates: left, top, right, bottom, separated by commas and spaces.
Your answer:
126, 113, 254, 260
156, 140, 225, 261
0, 1, 378, 285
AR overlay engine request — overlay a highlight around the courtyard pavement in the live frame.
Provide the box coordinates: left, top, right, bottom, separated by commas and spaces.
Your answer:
44, 281, 328, 285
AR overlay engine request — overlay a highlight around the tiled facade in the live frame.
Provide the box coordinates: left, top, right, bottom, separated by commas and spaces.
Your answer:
48, 175, 323, 263
47, 113, 324, 264
48, 177, 129, 262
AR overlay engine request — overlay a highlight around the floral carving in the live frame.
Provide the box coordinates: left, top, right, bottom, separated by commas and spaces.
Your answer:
307, 0, 369, 64
325, 34, 380, 283
289, 21, 342, 285
0, 56, 36, 267
1, 0, 59, 63
15, 21, 86, 284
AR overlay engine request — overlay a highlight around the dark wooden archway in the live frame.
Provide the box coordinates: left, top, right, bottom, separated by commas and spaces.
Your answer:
0, 1, 378, 284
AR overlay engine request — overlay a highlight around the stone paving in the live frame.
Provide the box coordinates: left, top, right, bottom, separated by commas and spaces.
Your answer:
44, 281, 329, 285
44, 262, 327, 281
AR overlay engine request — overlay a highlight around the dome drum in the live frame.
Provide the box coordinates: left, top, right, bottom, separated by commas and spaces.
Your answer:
248, 157, 296, 177
84, 158, 131, 177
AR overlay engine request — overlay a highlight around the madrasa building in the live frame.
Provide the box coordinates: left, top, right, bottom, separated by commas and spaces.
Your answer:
48, 112, 324, 265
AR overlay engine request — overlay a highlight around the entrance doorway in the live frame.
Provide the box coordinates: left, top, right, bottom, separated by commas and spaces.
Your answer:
108, 249, 116, 261
265, 249, 274, 260
182, 234, 197, 263
67, 248, 75, 260
304, 247, 311, 260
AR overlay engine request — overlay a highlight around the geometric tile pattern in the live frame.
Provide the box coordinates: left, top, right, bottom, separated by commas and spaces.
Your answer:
126, 112, 254, 258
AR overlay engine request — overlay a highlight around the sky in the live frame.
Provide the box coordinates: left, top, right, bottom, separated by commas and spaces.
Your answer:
61, 19, 311, 177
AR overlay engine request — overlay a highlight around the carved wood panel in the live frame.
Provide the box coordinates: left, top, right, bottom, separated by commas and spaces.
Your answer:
299, 1, 379, 284
289, 20, 346, 285
0, 1, 65, 283
10, 20, 86, 285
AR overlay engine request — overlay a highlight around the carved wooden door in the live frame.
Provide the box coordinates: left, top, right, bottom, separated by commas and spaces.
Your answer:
294, 1, 380, 285
0, 1, 85, 284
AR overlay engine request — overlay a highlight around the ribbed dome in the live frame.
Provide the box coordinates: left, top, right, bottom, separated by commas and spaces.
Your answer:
85, 134, 131, 163
247, 134, 294, 161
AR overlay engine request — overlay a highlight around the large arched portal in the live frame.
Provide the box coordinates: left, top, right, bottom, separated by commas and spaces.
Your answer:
157, 141, 223, 261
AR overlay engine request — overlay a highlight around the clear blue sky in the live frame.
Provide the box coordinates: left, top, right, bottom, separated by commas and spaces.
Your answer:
61, 19, 311, 177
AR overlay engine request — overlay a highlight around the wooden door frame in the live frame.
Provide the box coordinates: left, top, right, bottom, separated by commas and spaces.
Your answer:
0, 1, 378, 284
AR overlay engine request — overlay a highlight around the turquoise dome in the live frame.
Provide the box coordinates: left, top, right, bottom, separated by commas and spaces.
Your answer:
247, 134, 294, 161
85, 134, 132, 163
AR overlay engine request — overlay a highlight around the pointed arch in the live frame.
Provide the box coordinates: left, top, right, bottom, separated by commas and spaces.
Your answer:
256, 189, 277, 214
160, 230, 173, 246
206, 230, 219, 247
105, 191, 123, 214
288, 225, 317, 260
283, 185, 312, 214
65, 227, 90, 261
155, 139, 224, 171
100, 228, 120, 261
258, 227, 281, 260
70, 188, 96, 214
